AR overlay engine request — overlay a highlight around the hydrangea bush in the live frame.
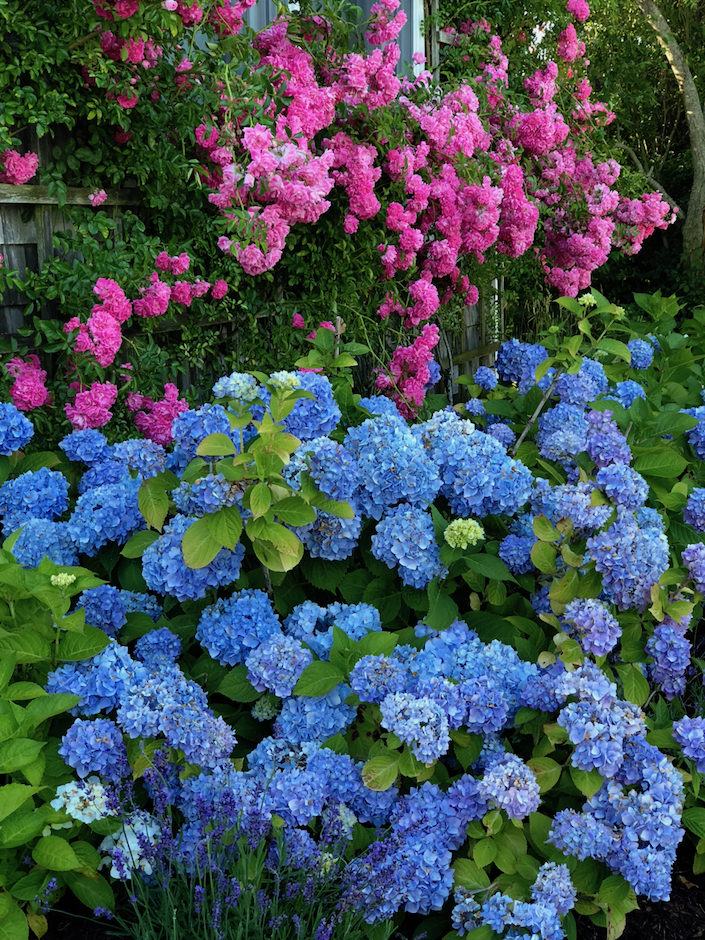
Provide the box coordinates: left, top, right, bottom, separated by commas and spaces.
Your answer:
3, 290, 705, 940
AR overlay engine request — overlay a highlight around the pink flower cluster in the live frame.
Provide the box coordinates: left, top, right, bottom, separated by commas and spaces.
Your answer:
64, 277, 132, 368
128, 383, 189, 445
374, 323, 440, 418
5, 355, 50, 411
365, 0, 407, 47
65, 381, 118, 429
0, 149, 39, 185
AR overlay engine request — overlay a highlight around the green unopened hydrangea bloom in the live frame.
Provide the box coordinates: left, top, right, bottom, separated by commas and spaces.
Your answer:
50, 572, 76, 588
269, 371, 301, 390
444, 518, 485, 550
252, 693, 281, 721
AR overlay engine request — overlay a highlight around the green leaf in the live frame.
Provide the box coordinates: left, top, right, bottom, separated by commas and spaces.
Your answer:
466, 554, 515, 582
252, 532, 304, 572
22, 693, 79, 729
120, 529, 159, 558
249, 482, 272, 518
533, 515, 560, 542
182, 516, 221, 569
356, 632, 398, 658
138, 479, 169, 531
361, 753, 399, 791
0, 809, 44, 848
273, 497, 316, 527
531, 541, 556, 574
595, 874, 631, 907
0, 653, 15, 692
64, 872, 114, 912
217, 665, 260, 703
569, 765, 604, 798
632, 448, 688, 478
615, 663, 649, 706
426, 581, 459, 630
59, 625, 110, 662
597, 338, 631, 362
549, 569, 579, 606
452, 857, 491, 891
32, 835, 81, 871
0, 739, 45, 773
293, 661, 345, 696
473, 838, 497, 869
0, 784, 37, 822
682, 808, 705, 840
527, 757, 561, 794
206, 506, 242, 550
0, 900, 28, 940
196, 433, 236, 456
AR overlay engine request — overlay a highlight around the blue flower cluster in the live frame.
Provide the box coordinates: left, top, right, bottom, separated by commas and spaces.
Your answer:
587, 508, 669, 610
627, 338, 654, 369
371, 504, 445, 588
283, 601, 381, 659
474, 366, 498, 390
379, 692, 450, 763
59, 718, 129, 782
684, 487, 705, 531
172, 404, 234, 462
77, 585, 162, 638
555, 357, 608, 407
172, 473, 243, 516
345, 412, 440, 518
414, 410, 532, 518
563, 598, 621, 656
646, 618, 691, 699
673, 716, 705, 772
282, 372, 341, 441
0, 467, 69, 536
142, 514, 245, 601
0, 403, 33, 455
245, 634, 313, 698
495, 339, 549, 394
536, 403, 589, 464
197, 589, 282, 666
585, 409, 631, 467
113, 439, 167, 479
595, 463, 648, 510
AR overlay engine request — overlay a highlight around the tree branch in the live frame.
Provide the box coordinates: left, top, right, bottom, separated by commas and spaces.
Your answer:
613, 140, 684, 218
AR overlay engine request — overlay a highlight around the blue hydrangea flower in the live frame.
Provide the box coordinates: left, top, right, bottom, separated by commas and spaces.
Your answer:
274, 685, 356, 744
586, 409, 631, 468
59, 718, 128, 781
371, 504, 445, 588
495, 339, 549, 393
684, 488, 705, 532
282, 372, 340, 441
59, 429, 112, 466
498, 533, 534, 574
606, 380, 646, 409
531, 862, 576, 915
588, 509, 669, 610
673, 716, 705, 772
345, 413, 440, 518
414, 410, 532, 518
350, 655, 408, 703
12, 519, 78, 568
172, 404, 234, 462
77, 460, 131, 494
465, 398, 485, 417
646, 621, 691, 699
113, 439, 167, 479
134, 628, 181, 667
197, 589, 281, 666
296, 507, 362, 561
67, 478, 143, 556
485, 423, 515, 448
46, 642, 137, 716
380, 692, 450, 764
172, 473, 244, 517
564, 598, 621, 656
245, 634, 313, 698
474, 366, 498, 390
682, 542, 705, 593
142, 514, 244, 601
0, 404, 33, 455
77, 585, 126, 637
555, 358, 608, 407
596, 464, 648, 510
0, 467, 69, 537
356, 396, 401, 419
536, 403, 589, 464
478, 754, 540, 819
627, 338, 654, 369
284, 437, 359, 502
